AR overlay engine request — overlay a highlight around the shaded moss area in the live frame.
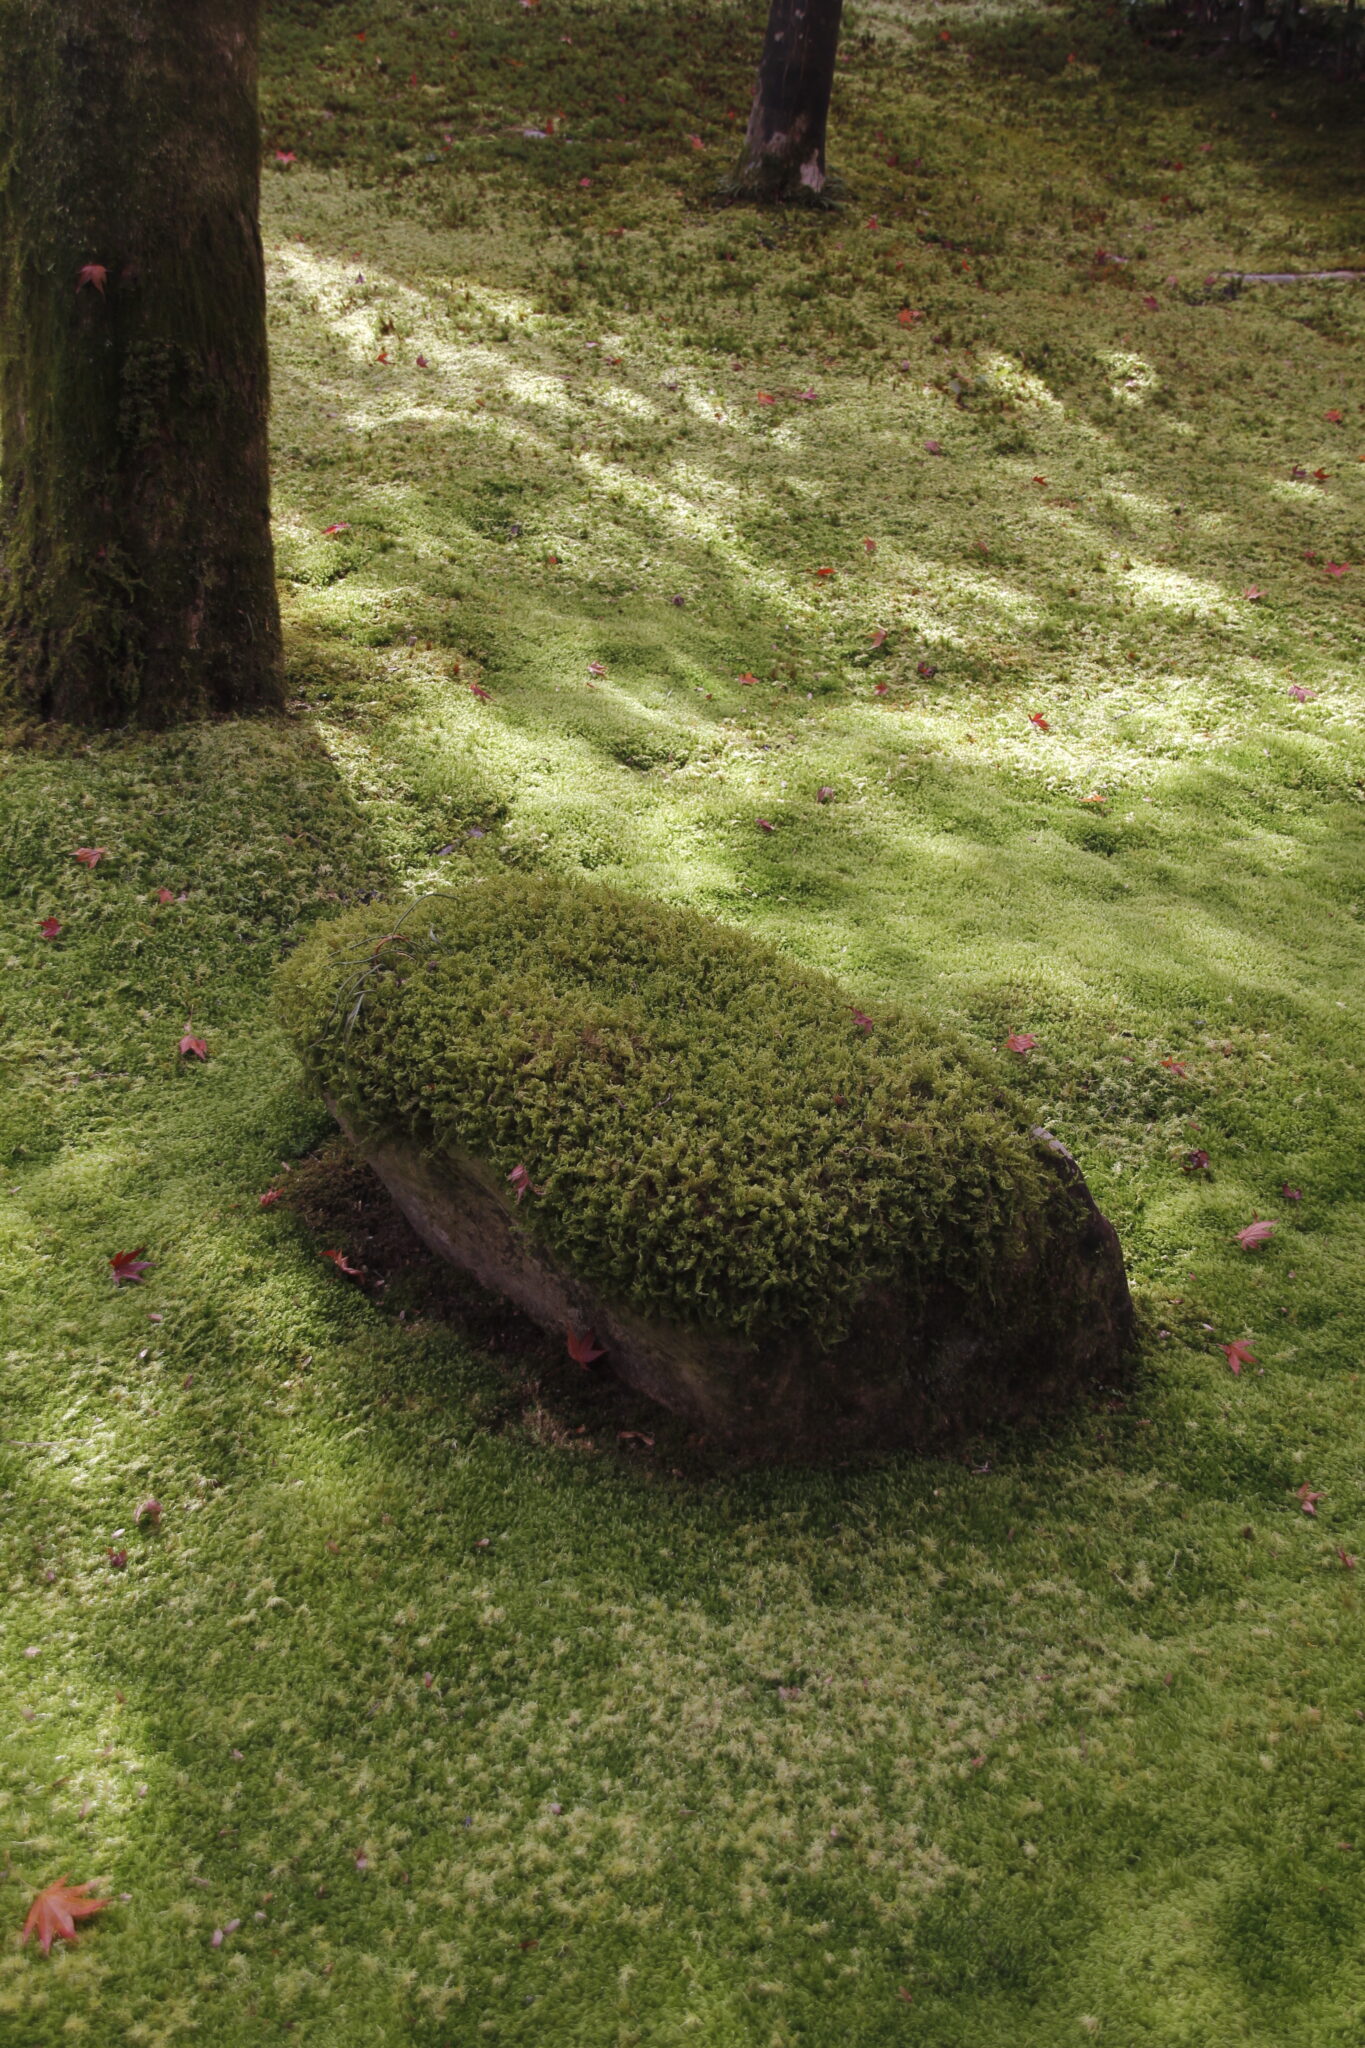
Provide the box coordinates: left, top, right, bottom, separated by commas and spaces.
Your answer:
279, 876, 1049, 1339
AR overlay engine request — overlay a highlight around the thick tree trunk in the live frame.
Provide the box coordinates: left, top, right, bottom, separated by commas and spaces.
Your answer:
0, 1, 282, 726
731, 0, 845, 203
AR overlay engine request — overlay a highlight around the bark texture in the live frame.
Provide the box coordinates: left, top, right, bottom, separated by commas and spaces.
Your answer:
732, 0, 845, 202
0, 0, 282, 725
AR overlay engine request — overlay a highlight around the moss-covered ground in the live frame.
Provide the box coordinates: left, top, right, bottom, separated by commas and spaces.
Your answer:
2, 2, 1364, 2040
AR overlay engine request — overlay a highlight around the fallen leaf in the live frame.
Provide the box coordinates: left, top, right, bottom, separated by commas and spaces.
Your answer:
814, 566, 834, 578
178, 1031, 209, 1061
1324, 409, 1343, 424
1236, 1218, 1276, 1251
617, 1430, 654, 1448
588, 660, 606, 677
107, 1548, 127, 1570
567, 1326, 605, 1366
323, 522, 350, 537
1338, 1550, 1357, 1570
1029, 712, 1050, 732
1222, 1339, 1256, 1375
738, 671, 758, 685
375, 349, 389, 364
863, 537, 877, 554
1081, 791, 1107, 806
870, 628, 888, 647
917, 660, 937, 679
1183, 1149, 1211, 1172
154, 887, 176, 903
1288, 684, 1315, 702
687, 133, 705, 150
1297, 1483, 1323, 1516
507, 1163, 543, 1203
274, 150, 297, 165
259, 1189, 281, 1208
1243, 586, 1264, 601
756, 391, 776, 405
134, 1499, 162, 1527
757, 817, 774, 832
110, 1249, 152, 1287
1032, 475, 1048, 485
1161, 1058, 1188, 1076
1280, 1183, 1303, 1201
1141, 294, 1159, 311
816, 785, 835, 803
874, 680, 889, 695
851, 1009, 875, 1033
321, 1248, 364, 1279
73, 847, 107, 868
1005, 1033, 1037, 1055
898, 308, 924, 326
39, 917, 62, 940
924, 438, 943, 455
1325, 562, 1350, 577
21, 1877, 110, 1956
470, 683, 492, 701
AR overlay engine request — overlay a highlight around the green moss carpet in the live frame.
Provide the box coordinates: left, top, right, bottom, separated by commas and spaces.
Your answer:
1, 2, 1363, 2041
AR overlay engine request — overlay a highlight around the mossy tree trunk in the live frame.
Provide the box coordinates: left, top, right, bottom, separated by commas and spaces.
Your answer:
731, 0, 845, 202
0, 0, 282, 726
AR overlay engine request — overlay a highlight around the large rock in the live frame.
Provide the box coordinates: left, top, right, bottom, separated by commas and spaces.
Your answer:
278, 876, 1134, 1459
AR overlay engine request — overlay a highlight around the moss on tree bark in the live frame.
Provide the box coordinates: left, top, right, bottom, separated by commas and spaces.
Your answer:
0, 0, 282, 726
729, 0, 845, 203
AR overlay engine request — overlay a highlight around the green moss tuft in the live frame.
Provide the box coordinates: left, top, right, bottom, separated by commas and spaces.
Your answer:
278, 875, 1049, 1340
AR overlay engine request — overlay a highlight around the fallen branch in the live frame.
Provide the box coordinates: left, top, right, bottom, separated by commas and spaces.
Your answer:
1220, 270, 1365, 284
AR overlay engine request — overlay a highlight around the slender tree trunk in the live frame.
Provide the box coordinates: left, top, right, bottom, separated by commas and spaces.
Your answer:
0, 0, 282, 727
731, 0, 845, 203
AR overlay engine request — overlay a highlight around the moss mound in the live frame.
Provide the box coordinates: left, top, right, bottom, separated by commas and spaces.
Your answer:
277, 874, 1056, 1345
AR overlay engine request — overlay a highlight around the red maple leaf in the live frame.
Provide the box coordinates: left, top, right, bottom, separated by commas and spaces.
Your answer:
323, 522, 350, 537
107, 1547, 127, 1570
1296, 1483, 1323, 1516
757, 817, 774, 833
816, 786, 835, 803
588, 661, 607, 677
275, 150, 297, 165
687, 133, 705, 150
923, 439, 943, 456
1161, 1058, 1188, 1076
39, 917, 62, 940
178, 1031, 209, 1061
1222, 1339, 1256, 1375
73, 847, 107, 868
1325, 562, 1350, 577
134, 1498, 162, 1527
1236, 1218, 1276, 1250
259, 1188, 281, 1208
1005, 1033, 1037, 1055
1141, 294, 1159, 312
566, 1326, 605, 1366
507, 1163, 543, 1203
109, 1249, 152, 1287
1029, 712, 1050, 732
756, 391, 776, 405
1183, 1149, 1211, 1172
898, 308, 924, 326
863, 537, 877, 554
1288, 685, 1315, 702
851, 1009, 875, 1033
75, 264, 107, 296
917, 660, 937, 678
1324, 409, 1343, 424
1081, 791, 1106, 807
1243, 586, 1264, 602
154, 887, 176, 904
321, 1248, 364, 1278
22, 1876, 110, 1955
814, 566, 834, 578
738, 671, 758, 685
1280, 1182, 1303, 1201
1032, 475, 1048, 486
1338, 1550, 1357, 1570
873, 679, 890, 696
470, 683, 492, 701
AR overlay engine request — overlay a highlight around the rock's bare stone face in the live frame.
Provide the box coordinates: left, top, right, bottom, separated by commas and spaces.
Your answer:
332, 1101, 1133, 1459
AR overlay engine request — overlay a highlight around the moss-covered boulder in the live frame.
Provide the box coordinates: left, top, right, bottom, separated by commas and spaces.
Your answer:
277, 876, 1133, 1457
